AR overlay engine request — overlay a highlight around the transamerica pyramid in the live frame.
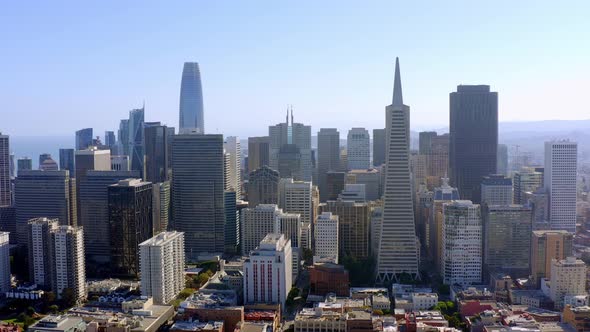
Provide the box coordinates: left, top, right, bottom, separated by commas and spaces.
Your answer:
376, 58, 420, 283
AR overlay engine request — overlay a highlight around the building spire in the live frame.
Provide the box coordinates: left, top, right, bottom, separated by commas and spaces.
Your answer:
286, 106, 289, 125
290, 105, 294, 125
392, 57, 403, 107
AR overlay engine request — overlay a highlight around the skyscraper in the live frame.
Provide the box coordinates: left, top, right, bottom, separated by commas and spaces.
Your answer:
372, 128, 386, 167
480, 174, 513, 206
128, 107, 145, 176
241, 204, 282, 255
0, 232, 10, 293
429, 178, 460, 272
319, 199, 370, 260
117, 119, 130, 156
248, 166, 279, 207
544, 141, 577, 232
513, 168, 543, 204
50, 225, 86, 302
442, 200, 482, 286
530, 230, 573, 287
317, 128, 340, 202
376, 58, 420, 282
179, 62, 205, 134
247, 136, 270, 173
279, 178, 312, 226
27, 217, 58, 288
15, 170, 77, 245
104, 131, 116, 148
108, 179, 153, 277
449, 85, 498, 203
144, 123, 169, 183
78, 170, 139, 276
418, 131, 437, 155
269, 109, 312, 181
17, 157, 32, 174
75, 128, 93, 150
0, 133, 10, 207
171, 134, 225, 259
314, 212, 339, 264
39, 155, 59, 171
497, 144, 508, 176
347, 128, 370, 170
482, 205, 532, 276
224, 136, 242, 199
139, 231, 185, 305
325, 171, 346, 201
75, 147, 111, 220
59, 148, 75, 176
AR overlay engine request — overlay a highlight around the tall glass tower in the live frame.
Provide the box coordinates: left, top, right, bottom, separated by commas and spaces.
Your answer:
179, 62, 205, 134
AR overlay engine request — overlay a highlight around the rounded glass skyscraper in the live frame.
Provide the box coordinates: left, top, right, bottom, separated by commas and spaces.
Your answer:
179, 62, 204, 134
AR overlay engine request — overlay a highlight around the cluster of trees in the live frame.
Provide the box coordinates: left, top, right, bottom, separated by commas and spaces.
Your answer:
341, 254, 375, 285
431, 301, 465, 330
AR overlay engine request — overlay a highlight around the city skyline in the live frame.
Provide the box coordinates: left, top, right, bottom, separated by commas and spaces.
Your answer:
2, 2, 590, 138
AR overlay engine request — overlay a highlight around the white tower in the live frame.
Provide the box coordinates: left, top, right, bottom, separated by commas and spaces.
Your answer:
544, 141, 577, 233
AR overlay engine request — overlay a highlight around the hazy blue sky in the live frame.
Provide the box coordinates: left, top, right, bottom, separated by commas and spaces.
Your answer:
1, 1, 589, 138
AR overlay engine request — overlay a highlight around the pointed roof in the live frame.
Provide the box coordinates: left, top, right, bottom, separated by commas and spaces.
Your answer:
392, 57, 403, 106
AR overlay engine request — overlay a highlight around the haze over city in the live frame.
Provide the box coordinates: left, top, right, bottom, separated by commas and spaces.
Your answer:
2, 1, 590, 138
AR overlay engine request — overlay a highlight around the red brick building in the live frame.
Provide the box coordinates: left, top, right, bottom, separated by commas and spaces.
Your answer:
309, 263, 350, 296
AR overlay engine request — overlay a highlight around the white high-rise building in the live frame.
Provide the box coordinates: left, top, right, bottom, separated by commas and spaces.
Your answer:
544, 141, 578, 233
224, 136, 242, 199
550, 257, 587, 309
51, 225, 86, 302
0, 133, 10, 207
27, 218, 59, 288
139, 231, 185, 304
347, 128, 371, 170
0, 232, 10, 293
314, 212, 339, 264
279, 178, 312, 225
243, 234, 292, 307
241, 204, 281, 255
376, 58, 420, 283
442, 200, 482, 286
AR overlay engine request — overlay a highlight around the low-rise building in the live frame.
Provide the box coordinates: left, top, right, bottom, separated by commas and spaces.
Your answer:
26, 316, 86, 332
562, 305, 590, 332
309, 263, 350, 297
170, 320, 224, 332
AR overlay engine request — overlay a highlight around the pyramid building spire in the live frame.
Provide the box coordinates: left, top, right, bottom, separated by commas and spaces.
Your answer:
392, 57, 403, 106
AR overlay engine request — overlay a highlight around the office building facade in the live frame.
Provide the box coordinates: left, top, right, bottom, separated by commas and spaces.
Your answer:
347, 128, 370, 170
314, 212, 339, 264
59, 149, 75, 176
144, 124, 169, 183
75, 128, 93, 150
0, 133, 10, 207
248, 166, 279, 208
317, 128, 341, 202
530, 230, 573, 286
269, 110, 312, 181
544, 141, 577, 232
179, 62, 205, 134
481, 174, 513, 206
247, 136, 270, 173
449, 85, 498, 203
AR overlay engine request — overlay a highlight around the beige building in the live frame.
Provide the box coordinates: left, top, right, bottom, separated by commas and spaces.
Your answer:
549, 257, 587, 309
531, 230, 573, 287
319, 200, 370, 260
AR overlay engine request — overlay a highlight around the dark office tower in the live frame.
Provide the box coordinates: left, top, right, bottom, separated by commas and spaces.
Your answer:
248, 166, 279, 208
317, 128, 340, 202
128, 107, 145, 176
0, 206, 16, 243
78, 170, 139, 276
75, 128, 93, 150
17, 157, 32, 174
144, 124, 169, 183
15, 170, 76, 245
59, 149, 75, 176
179, 62, 205, 134
269, 109, 312, 181
9, 154, 15, 179
372, 128, 386, 167
248, 136, 270, 173
108, 179, 153, 277
419, 131, 437, 155
118, 119, 130, 156
224, 190, 239, 254
104, 131, 116, 148
497, 144, 508, 176
171, 134, 225, 259
449, 85, 498, 203
326, 171, 346, 201
376, 58, 420, 283
0, 133, 10, 207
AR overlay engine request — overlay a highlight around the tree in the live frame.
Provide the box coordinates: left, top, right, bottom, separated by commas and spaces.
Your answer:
60, 288, 77, 308
48, 305, 59, 314
26, 306, 35, 316
373, 309, 384, 316
301, 248, 313, 265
